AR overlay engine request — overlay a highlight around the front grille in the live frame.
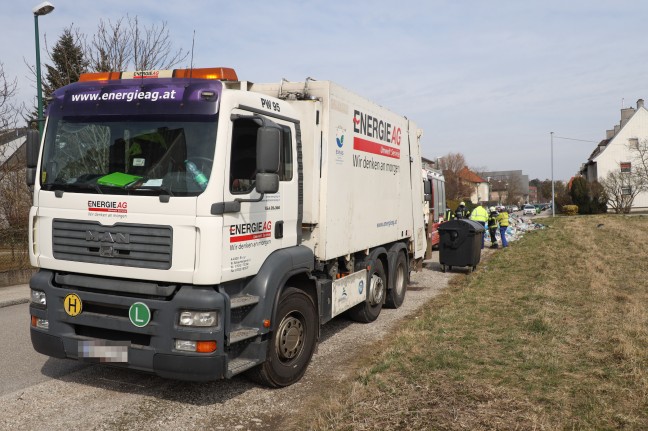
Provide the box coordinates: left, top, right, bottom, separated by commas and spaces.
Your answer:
52, 219, 173, 270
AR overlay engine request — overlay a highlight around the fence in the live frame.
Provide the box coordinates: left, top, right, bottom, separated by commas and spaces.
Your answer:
0, 227, 33, 286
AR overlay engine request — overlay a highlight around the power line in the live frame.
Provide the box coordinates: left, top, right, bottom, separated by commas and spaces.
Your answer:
553, 135, 598, 143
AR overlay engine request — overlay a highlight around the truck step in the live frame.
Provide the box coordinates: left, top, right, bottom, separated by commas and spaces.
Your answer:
229, 328, 260, 344
230, 294, 260, 309
227, 358, 258, 376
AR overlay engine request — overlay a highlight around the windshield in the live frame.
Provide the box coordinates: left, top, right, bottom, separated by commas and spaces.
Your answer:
40, 116, 217, 196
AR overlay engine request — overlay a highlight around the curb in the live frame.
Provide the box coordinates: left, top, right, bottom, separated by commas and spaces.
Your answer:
0, 298, 29, 309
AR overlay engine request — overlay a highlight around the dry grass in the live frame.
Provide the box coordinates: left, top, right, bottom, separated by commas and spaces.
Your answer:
288, 215, 648, 430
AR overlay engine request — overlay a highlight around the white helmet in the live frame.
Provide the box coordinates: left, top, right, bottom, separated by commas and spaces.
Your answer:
460, 201, 465, 206
489, 206, 496, 212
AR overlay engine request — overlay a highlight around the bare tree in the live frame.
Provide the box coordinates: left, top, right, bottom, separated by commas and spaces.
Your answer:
0, 63, 31, 232
629, 138, 648, 184
439, 152, 473, 201
87, 15, 189, 72
599, 169, 646, 214
504, 172, 523, 205
0, 62, 21, 131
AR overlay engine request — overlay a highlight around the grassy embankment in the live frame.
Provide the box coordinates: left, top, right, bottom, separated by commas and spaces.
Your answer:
292, 215, 648, 430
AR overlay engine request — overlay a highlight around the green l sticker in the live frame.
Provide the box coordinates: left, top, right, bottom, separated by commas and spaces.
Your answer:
129, 302, 151, 327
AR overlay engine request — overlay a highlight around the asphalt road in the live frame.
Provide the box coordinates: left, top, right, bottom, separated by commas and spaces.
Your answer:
0, 302, 89, 396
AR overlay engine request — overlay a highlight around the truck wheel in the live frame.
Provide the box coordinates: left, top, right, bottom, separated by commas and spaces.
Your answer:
247, 287, 317, 387
385, 252, 407, 309
347, 259, 386, 323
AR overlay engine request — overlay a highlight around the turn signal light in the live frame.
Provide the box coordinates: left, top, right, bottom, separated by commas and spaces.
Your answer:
196, 341, 217, 353
175, 339, 217, 353
31, 315, 49, 329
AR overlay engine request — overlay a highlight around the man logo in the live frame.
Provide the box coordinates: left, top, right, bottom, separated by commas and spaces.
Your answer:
86, 231, 130, 244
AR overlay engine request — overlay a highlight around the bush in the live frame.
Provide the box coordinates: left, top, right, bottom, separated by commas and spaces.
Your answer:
562, 205, 579, 216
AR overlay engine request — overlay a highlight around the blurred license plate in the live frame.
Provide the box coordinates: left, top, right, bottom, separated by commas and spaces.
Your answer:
78, 340, 129, 363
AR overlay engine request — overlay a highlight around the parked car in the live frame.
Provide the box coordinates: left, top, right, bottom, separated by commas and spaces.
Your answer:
512, 205, 519, 212
523, 204, 536, 215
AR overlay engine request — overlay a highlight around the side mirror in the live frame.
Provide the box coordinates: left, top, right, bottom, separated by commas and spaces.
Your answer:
26, 168, 37, 186
26, 129, 41, 168
25, 130, 41, 186
255, 172, 279, 194
423, 179, 432, 202
256, 125, 281, 174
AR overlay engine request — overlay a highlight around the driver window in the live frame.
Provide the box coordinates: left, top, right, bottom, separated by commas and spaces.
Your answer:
229, 117, 294, 194
230, 118, 259, 194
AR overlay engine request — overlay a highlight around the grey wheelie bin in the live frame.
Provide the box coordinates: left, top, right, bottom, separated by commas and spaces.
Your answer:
438, 219, 484, 273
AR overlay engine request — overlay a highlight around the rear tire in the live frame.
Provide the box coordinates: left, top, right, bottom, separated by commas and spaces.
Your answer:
347, 259, 386, 323
385, 252, 407, 309
246, 287, 317, 387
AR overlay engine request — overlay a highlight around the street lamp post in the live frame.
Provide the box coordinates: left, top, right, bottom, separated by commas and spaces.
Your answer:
33, 1, 55, 135
551, 132, 555, 217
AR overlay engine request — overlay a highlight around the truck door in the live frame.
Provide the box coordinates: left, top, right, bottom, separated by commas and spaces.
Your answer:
221, 110, 299, 281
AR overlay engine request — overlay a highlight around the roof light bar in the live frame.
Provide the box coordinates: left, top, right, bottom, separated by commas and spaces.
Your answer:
77, 67, 238, 83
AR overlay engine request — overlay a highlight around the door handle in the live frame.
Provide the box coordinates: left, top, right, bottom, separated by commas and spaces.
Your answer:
275, 221, 284, 239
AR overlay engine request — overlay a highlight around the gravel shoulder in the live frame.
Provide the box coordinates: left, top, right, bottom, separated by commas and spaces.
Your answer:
0, 251, 457, 431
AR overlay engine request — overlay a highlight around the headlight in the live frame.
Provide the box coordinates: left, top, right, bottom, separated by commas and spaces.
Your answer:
179, 310, 218, 327
30, 290, 47, 306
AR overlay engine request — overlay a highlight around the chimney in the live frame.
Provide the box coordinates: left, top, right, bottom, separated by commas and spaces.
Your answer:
638, 99, 645, 109
606, 129, 615, 139
620, 107, 635, 127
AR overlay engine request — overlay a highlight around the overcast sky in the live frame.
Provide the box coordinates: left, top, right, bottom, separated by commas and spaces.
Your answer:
3, 0, 648, 181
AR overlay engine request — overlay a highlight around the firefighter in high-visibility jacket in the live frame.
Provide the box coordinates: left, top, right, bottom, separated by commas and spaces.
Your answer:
444, 208, 454, 221
488, 207, 499, 248
455, 202, 470, 219
496, 208, 510, 247
469, 204, 488, 249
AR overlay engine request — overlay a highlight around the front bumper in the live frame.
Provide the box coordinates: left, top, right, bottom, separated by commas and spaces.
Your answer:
29, 270, 229, 381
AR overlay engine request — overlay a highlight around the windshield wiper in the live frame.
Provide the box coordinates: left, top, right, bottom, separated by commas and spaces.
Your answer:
47, 182, 106, 194
127, 184, 175, 197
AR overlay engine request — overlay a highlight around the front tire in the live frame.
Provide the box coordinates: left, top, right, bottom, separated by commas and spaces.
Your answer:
247, 287, 318, 387
347, 259, 386, 323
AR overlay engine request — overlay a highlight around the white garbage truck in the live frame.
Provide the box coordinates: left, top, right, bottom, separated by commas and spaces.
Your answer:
26, 67, 428, 386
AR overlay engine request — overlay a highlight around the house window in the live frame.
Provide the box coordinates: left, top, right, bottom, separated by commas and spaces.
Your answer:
621, 186, 632, 196
620, 162, 631, 173
629, 138, 639, 150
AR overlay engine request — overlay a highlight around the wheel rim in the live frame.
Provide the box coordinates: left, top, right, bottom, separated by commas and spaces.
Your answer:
275, 312, 304, 362
395, 263, 406, 296
369, 272, 385, 306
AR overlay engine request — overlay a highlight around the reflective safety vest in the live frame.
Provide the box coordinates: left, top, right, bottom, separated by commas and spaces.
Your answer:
444, 209, 455, 221
496, 211, 510, 227
470, 206, 488, 222
455, 206, 470, 219
488, 211, 499, 228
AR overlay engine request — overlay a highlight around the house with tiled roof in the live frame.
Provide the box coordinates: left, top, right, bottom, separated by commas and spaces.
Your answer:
580, 99, 648, 212
457, 167, 489, 204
